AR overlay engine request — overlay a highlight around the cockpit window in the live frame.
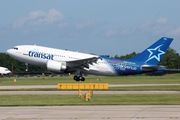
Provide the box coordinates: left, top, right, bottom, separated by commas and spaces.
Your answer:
13, 47, 18, 50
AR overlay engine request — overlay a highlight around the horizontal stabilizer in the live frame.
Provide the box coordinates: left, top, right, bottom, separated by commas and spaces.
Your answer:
141, 65, 166, 71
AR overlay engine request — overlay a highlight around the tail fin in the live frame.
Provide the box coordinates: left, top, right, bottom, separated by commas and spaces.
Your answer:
127, 37, 173, 65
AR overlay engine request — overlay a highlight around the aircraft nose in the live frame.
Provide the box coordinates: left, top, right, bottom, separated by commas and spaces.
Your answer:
6, 49, 13, 55
6, 49, 10, 54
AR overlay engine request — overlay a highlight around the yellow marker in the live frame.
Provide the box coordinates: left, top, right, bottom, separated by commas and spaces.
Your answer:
88, 90, 92, 96
78, 89, 82, 97
14, 79, 16, 82
85, 92, 91, 101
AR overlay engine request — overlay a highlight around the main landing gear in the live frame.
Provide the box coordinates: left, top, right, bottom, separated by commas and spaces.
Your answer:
73, 70, 85, 81
73, 75, 85, 81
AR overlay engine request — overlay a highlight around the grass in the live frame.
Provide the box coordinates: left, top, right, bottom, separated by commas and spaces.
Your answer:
0, 94, 180, 106
1, 74, 180, 85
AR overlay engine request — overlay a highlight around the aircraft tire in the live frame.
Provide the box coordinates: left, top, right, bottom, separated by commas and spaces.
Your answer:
81, 77, 85, 81
73, 76, 85, 81
73, 76, 80, 81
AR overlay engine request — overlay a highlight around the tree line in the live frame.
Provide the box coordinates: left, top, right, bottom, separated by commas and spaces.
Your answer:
0, 47, 179, 73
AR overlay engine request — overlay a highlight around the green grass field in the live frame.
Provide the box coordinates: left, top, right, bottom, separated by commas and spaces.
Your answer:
0, 94, 180, 106
0, 74, 180, 85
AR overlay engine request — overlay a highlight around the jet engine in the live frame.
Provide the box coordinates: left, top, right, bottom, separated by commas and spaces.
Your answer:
46, 60, 67, 72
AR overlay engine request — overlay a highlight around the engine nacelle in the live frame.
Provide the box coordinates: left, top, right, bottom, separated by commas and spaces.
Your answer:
46, 60, 67, 72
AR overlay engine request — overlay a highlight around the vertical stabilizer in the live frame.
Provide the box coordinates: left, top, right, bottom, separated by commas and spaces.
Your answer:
127, 37, 173, 65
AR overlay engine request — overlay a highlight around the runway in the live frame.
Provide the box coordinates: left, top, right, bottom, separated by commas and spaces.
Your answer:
1, 105, 180, 120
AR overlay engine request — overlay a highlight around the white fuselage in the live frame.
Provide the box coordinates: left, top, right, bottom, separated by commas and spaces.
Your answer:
7, 45, 117, 76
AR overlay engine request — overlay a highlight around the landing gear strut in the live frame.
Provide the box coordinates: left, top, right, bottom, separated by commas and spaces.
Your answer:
73, 70, 85, 81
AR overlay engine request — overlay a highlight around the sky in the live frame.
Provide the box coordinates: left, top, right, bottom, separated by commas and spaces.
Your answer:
0, 0, 180, 57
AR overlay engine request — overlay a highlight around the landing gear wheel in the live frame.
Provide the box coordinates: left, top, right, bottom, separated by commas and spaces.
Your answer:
73, 76, 80, 81
73, 76, 85, 81
74, 70, 85, 81
81, 77, 85, 81
79, 76, 85, 81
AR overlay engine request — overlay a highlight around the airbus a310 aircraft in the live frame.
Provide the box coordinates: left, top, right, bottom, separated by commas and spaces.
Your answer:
7, 37, 173, 81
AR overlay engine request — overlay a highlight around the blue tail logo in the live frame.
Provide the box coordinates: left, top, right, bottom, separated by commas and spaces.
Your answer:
145, 44, 165, 63
127, 37, 173, 65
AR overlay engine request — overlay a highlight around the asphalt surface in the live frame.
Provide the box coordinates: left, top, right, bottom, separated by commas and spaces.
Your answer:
0, 84, 180, 95
1, 105, 180, 120
0, 90, 180, 95
1, 84, 180, 89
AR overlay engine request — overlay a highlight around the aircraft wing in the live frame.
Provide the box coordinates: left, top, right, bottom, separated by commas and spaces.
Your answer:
66, 57, 99, 68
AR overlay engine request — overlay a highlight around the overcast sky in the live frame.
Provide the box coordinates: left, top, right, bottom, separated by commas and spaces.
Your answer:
0, 0, 180, 56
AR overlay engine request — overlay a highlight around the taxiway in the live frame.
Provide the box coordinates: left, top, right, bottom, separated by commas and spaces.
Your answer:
1, 105, 180, 120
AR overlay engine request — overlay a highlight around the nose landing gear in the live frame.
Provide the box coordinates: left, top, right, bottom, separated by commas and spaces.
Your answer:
25, 63, 28, 71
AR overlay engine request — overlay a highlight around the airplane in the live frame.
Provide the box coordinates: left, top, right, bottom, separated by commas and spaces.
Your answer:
6, 37, 173, 81
0, 67, 11, 77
